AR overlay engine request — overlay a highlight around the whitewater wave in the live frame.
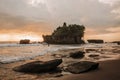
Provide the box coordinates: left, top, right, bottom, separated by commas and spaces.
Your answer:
0, 43, 119, 63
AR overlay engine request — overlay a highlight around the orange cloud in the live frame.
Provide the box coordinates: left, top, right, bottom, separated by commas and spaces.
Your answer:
84, 27, 120, 42
0, 33, 43, 41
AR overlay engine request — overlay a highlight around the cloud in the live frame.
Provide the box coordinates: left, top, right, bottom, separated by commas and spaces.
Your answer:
0, 12, 52, 35
0, 0, 52, 21
0, 0, 120, 41
0, 0, 119, 28
87, 32, 120, 42
45, 0, 120, 28
98, 0, 119, 5
106, 27, 120, 32
111, 1, 120, 19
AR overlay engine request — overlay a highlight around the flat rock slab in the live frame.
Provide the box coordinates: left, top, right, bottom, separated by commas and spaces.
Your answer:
13, 59, 62, 73
65, 61, 99, 74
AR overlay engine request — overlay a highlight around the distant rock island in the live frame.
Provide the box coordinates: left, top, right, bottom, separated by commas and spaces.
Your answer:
112, 41, 120, 45
20, 39, 30, 44
87, 39, 104, 44
43, 22, 85, 44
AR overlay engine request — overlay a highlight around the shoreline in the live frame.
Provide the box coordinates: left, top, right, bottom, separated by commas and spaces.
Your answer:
55, 59, 120, 80
0, 59, 120, 80
0, 43, 119, 64
0, 48, 120, 80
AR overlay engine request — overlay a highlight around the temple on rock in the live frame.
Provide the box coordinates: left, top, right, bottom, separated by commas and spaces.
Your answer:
43, 22, 85, 44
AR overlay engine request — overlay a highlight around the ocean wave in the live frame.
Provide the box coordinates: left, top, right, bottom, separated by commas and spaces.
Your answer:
0, 43, 119, 63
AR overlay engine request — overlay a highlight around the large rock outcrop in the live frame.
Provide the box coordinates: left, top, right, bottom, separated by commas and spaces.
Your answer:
13, 59, 62, 73
43, 22, 85, 44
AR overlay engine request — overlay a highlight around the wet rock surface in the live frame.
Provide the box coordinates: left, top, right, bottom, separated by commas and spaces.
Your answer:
65, 61, 99, 74
89, 54, 100, 57
13, 59, 62, 73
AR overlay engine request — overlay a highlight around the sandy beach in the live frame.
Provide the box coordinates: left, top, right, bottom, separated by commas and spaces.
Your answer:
0, 48, 120, 80
56, 59, 120, 80
0, 0, 120, 80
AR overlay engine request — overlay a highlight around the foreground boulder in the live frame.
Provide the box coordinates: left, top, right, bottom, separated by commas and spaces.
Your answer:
65, 61, 99, 74
69, 51, 85, 59
13, 59, 62, 73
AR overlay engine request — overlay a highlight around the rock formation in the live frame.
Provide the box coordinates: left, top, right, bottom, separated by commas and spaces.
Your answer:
13, 59, 62, 73
87, 39, 104, 43
65, 61, 99, 74
19, 39, 30, 44
112, 41, 120, 45
43, 22, 85, 44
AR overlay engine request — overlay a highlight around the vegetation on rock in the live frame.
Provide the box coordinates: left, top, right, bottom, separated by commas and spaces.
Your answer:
43, 22, 85, 44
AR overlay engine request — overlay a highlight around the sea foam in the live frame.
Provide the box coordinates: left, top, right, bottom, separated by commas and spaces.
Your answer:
0, 43, 119, 63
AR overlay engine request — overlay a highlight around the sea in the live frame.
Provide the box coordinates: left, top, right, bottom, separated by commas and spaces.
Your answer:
0, 42, 120, 63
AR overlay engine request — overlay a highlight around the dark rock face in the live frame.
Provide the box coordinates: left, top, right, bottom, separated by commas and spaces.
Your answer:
89, 54, 99, 57
13, 59, 62, 73
112, 41, 120, 45
87, 39, 104, 43
20, 39, 30, 44
65, 61, 99, 74
69, 51, 85, 59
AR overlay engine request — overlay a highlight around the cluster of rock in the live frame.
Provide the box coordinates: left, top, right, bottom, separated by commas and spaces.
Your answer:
13, 59, 62, 73
13, 51, 99, 74
87, 39, 104, 43
43, 22, 85, 44
19, 39, 30, 44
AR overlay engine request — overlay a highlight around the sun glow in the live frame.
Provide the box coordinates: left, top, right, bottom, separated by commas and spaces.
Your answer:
0, 33, 43, 42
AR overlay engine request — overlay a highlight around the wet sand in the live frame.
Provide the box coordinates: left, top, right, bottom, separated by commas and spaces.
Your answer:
0, 48, 120, 80
56, 59, 120, 80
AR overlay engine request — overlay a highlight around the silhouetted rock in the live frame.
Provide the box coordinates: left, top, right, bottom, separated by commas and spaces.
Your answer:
89, 54, 99, 57
87, 39, 104, 43
13, 59, 62, 73
69, 51, 85, 59
112, 41, 120, 45
43, 22, 85, 44
20, 39, 30, 44
65, 61, 99, 74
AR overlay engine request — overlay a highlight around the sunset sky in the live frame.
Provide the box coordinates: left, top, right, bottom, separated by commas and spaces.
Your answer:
0, 0, 120, 42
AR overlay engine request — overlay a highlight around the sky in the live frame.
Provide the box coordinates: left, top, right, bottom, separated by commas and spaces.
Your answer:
0, 0, 120, 42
